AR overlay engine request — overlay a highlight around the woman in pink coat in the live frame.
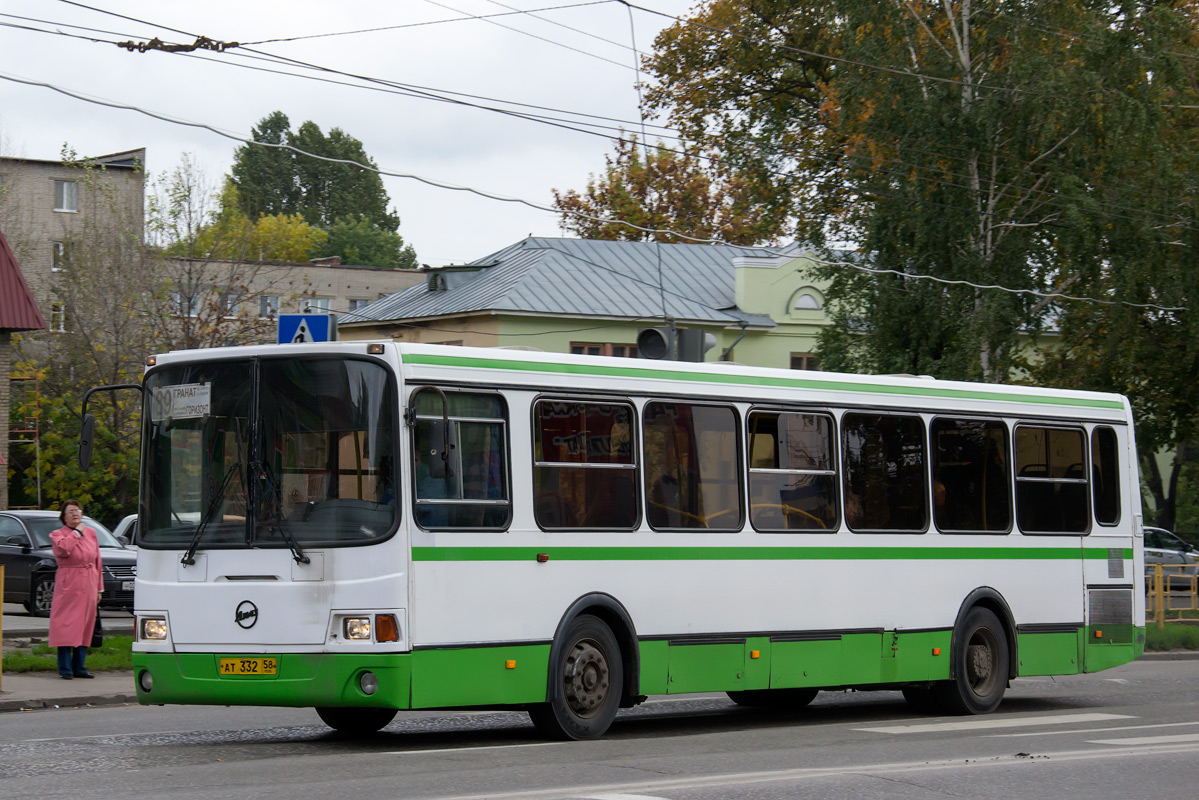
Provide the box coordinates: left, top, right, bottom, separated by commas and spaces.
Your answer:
48, 499, 104, 679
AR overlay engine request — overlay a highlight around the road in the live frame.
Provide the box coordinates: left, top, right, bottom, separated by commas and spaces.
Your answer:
2, 657, 1198, 799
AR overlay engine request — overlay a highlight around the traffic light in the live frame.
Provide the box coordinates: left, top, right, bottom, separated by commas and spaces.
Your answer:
637, 326, 675, 360
677, 328, 717, 362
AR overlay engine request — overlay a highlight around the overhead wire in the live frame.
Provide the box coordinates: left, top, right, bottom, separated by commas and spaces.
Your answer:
0, 69, 1184, 314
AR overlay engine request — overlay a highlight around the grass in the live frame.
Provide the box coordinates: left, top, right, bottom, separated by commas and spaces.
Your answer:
1145, 623, 1199, 651
1, 634, 133, 673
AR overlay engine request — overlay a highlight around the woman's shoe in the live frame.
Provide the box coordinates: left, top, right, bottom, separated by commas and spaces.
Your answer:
59, 674, 73, 680
73, 672, 95, 679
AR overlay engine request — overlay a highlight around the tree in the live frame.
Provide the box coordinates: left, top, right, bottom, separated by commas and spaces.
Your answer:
313, 216, 417, 269
647, 1, 1197, 380
229, 112, 416, 267
552, 135, 787, 245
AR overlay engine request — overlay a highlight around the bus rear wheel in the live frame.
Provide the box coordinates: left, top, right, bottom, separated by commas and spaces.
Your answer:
529, 614, 624, 740
727, 688, 818, 708
935, 606, 1009, 715
316, 706, 397, 735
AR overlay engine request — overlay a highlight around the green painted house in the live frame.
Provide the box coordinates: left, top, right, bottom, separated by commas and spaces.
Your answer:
338, 237, 832, 370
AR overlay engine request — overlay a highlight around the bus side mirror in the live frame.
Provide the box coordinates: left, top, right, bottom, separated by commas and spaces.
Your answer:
79, 414, 96, 470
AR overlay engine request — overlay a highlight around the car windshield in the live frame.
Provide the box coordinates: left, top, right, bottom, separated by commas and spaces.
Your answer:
24, 516, 121, 549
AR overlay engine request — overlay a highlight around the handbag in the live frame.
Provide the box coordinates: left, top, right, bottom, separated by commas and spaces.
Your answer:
90, 614, 104, 648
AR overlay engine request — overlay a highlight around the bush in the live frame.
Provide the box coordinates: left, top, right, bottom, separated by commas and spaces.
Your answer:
1145, 624, 1199, 651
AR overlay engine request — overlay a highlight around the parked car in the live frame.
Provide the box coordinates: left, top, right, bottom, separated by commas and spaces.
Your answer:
111, 513, 138, 547
1144, 526, 1199, 582
0, 510, 136, 616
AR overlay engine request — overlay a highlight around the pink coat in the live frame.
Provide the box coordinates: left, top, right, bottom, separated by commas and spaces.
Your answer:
48, 525, 103, 647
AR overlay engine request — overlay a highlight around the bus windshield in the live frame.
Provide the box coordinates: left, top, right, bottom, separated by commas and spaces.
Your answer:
141, 356, 398, 548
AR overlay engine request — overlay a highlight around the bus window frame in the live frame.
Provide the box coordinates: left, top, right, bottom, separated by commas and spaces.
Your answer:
745, 406, 840, 534
839, 410, 930, 535
1013, 423, 1092, 537
1090, 424, 1122, 528
410, 386, 513, 532
929, 416, 1013, 536
530, 395, 640, 532
642, 399, 745, 533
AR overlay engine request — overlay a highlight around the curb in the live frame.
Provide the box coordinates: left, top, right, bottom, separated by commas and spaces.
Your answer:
1139, 650, 1199, 660
0, 693, 139, 713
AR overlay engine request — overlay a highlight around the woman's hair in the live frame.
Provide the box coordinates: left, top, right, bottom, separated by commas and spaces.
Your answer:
58, 499, 82, 524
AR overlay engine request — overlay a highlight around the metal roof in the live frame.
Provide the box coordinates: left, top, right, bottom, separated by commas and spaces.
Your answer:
344, 237, 778, 328
0, 229, 47, 332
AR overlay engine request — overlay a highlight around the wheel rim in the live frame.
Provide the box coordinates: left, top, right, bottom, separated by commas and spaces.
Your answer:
36, 580, 54, 613
563, 638, 610, 718
965, 626, 1001, 697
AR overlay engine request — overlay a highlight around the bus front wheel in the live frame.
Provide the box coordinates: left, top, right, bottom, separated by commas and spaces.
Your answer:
529, 614, 624, 740
316, 706, 397, 735
935, 606, 1009, 715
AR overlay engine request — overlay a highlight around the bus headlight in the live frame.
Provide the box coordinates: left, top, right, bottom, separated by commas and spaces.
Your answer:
140, 617, 168, 641
344, 617, 372, 640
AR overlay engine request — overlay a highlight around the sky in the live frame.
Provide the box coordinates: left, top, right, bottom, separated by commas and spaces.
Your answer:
0, 0, 697, 267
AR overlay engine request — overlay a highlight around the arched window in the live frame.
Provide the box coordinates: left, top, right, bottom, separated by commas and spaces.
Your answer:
788, 287, 823, 313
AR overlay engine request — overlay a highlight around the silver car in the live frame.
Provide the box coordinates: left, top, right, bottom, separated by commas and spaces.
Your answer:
1144, 526, 1199, 584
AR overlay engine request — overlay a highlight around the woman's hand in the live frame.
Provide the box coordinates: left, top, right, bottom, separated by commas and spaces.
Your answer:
97, 591, 103, 604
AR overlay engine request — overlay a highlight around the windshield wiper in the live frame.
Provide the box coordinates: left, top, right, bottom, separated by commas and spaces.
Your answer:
180, 461, 244, 566
253, 459, 310, 565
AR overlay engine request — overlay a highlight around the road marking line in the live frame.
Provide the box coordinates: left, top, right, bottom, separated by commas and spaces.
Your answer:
1088, 733, 1199, 746
988, 721, 1199, 738
383, 742, 567, 756
429, 742, 1199, 800
857, 712, 1132, 734
578, 794, 669, 800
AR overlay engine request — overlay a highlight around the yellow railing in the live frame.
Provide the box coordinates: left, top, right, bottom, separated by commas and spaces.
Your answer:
1146, 563, 1199, 629
1, 564, 5, 691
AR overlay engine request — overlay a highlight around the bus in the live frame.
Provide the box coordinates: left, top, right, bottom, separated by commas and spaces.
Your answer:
116, 341, 1144, 739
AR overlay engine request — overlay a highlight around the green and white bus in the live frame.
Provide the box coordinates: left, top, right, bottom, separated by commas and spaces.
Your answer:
126, 342, 1144, 739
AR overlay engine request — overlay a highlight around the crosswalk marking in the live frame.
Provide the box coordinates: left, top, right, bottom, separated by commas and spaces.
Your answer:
1088, 733, 1199, 746
857, 712, 1132, 734
988, 721, 1199, 738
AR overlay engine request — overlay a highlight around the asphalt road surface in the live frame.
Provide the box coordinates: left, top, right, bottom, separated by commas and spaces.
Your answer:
2, 657, 1198, 799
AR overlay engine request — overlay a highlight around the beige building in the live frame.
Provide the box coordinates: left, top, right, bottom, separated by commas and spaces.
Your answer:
0, 149, 146, 327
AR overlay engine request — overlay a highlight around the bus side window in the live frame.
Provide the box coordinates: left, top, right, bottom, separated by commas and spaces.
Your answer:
841, 413, 928, 533
1092, 426, 1120, 525
412, 391, 510, 530
747, 411, 838, 532
533, 400, 638, 530
930, 418, 1011, 533
1014, 426, 1089, 534
643, 402, 742, 531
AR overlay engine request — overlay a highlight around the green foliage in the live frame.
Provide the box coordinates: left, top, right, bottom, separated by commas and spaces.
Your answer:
1145, 623, 1199, 652
313, 215, 417, 268
2, 635, 134, 672
228, 112, 414, 266
553, 135, 787, 245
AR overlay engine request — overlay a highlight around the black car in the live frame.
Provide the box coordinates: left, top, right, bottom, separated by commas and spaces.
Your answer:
0, 510, 136, 616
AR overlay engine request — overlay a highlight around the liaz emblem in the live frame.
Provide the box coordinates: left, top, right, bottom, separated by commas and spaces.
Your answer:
235, 600, 259, 629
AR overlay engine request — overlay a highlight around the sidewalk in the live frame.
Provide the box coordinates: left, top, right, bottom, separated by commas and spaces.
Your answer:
1, 605, 138, 712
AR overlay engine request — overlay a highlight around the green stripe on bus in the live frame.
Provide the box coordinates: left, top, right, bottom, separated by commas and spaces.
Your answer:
413, 546, 1132, 562
402, 353, 1125, 410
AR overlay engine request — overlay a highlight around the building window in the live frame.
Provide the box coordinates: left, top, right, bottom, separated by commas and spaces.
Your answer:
50, 302, 67, 333
305, 297, 332, 313
259, 295, 280, 319
348, 298, 370, 313
170, 290, 200, 318
52, 241, 67, 272
570, 342, 638, 358
790, 353, 821, 371
54, 180, 78, 212
220, 292, 241, 318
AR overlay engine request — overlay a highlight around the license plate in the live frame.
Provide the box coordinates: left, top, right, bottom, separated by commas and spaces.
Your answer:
121, 581, 134, 591
218, 657, 278, 676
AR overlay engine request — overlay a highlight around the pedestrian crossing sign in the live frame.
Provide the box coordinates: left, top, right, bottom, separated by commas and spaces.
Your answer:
277, 314, 337, 344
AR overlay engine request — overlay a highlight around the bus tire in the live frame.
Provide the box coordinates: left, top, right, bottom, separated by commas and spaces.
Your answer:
935, 606, 1009, 715
315, 706, 397, 735
528, 614, 623, 740
727, 688, 818, 708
